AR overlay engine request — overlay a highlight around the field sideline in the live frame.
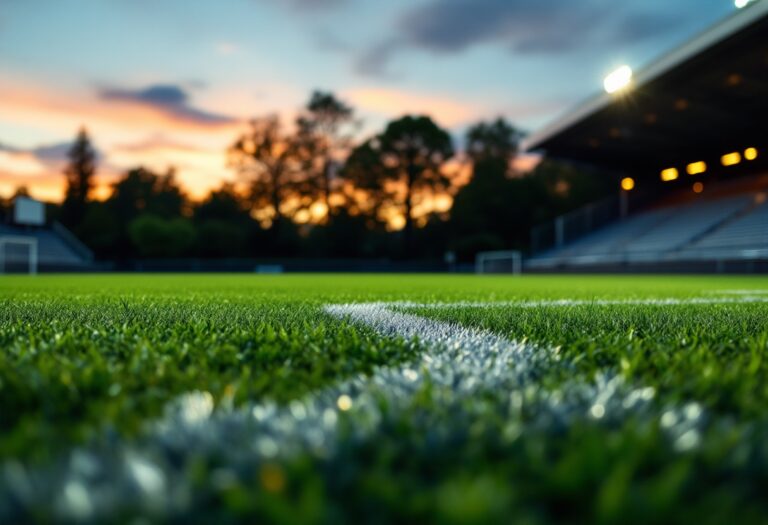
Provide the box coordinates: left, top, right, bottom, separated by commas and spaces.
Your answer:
2, 274, 768, 523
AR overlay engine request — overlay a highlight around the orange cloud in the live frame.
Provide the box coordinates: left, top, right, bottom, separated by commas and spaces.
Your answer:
0, 150, 48, 176
98, 84, 237, 127
0, 76, 248, 201
0, 78, 242, 138
0, 146, 120, 203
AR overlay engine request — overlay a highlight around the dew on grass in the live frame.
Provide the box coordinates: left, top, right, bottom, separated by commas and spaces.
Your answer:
337, 395, 353, 411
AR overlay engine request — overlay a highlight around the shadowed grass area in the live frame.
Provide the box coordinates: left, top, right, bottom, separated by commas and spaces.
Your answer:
1, 274, 767, 523
0, 295, 417, 462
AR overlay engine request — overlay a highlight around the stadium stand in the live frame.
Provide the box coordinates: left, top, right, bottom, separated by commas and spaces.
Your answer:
524, 1, 768, 273
625, 195, 754, 261
0, 197, 93, 273
528, 191, 767, 269
679, 195, 768, 259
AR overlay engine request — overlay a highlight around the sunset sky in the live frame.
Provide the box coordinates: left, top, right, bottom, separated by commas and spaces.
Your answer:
0, 0, 734, 202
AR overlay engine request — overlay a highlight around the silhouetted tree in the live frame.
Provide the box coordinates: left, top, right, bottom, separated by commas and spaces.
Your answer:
109, 167, 157, 226
150, 167, 187, 218
451, 118, 523, 258
526, 159, 614, 224
295, 91, 356, 219
194, 183, 250, 224
109, 166, 187, 222
77, 202, 120, 257
128, 214, 196, 257
305, 208, 387, 258
451, 117, 614, 258
345, 115, 454, 254
60, 128, 96, 227
228, 116, 303, 230
466, 118, 523, 166
91, 166, 190, 258
341, 139, 390, 228
193, 184, 253, 257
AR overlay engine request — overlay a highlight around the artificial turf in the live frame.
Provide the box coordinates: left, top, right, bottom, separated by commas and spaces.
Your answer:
1, 274, 767, 523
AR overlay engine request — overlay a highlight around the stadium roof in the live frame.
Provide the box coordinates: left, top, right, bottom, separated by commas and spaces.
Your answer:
523, 1, 768, 177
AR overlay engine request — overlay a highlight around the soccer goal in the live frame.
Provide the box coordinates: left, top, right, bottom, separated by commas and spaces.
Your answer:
0, 236, 38, 274
475, 250, 522, 275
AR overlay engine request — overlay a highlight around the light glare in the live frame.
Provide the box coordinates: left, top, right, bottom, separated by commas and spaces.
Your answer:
745, 147, 758, 161
660, 168, 679, 182
686, 162, 707, 175
721, 152, 742, 167
604, 65, 633, 94
337, 395, 352, 411
621, 177, 635, 191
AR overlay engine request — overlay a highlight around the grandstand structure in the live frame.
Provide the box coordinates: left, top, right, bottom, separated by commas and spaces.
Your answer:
524, 1, 768, 272
0, 197, 94, 273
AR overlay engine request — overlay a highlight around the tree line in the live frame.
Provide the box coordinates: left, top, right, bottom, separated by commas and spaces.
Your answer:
48, 90, 613, 261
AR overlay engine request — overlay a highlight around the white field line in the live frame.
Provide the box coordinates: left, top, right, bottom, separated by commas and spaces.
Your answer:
706, 289, 768, 295
381, 295, 768, 309
1, 296, 760, 520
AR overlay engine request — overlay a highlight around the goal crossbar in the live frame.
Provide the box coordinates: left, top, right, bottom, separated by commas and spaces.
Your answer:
475, 250, 522, 275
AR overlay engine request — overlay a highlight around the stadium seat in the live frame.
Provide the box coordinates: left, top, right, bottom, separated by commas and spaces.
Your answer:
527, 193, 766, 268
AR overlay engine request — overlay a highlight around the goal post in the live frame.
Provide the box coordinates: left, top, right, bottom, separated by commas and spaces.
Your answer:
0, 236, 38, 275
475, 250, 522, 275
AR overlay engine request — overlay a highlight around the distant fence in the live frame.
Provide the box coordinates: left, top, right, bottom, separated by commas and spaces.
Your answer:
109, 258, 475, 273
526, 257, 768, 274
531, 191, 650, 255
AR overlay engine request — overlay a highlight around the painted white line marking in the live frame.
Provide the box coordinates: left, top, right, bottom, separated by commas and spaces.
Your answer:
3, 295, 761, 520
380, 296, 768, 309
707, 290, 768, 295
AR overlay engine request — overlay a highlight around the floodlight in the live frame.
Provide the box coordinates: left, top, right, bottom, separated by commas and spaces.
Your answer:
686, 161, 707, 175
660, 168, 679, 182
745, 147, 758, 161
604, 65, 633, 94
721, 152, 742, 166
621, 177, 635, 191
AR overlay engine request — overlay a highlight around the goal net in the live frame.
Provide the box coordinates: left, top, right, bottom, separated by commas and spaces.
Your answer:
475, 250, 522, 275
0, 236, 38, 274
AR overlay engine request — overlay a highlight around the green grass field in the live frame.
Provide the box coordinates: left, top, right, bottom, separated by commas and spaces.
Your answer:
2, 274, 768, 524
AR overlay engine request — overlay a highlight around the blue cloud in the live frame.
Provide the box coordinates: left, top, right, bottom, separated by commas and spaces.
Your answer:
100, 84, 235, 126
0, 141, 102, 167
357, 0, 703, 76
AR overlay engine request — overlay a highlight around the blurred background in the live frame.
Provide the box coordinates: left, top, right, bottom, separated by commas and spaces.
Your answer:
0, 0, 765, 272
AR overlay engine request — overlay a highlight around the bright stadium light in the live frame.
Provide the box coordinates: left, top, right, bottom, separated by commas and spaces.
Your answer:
660, 168, 679, 182
604, 65, 633, 94
721, 152, 742, 167
686, 161, 707, 175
